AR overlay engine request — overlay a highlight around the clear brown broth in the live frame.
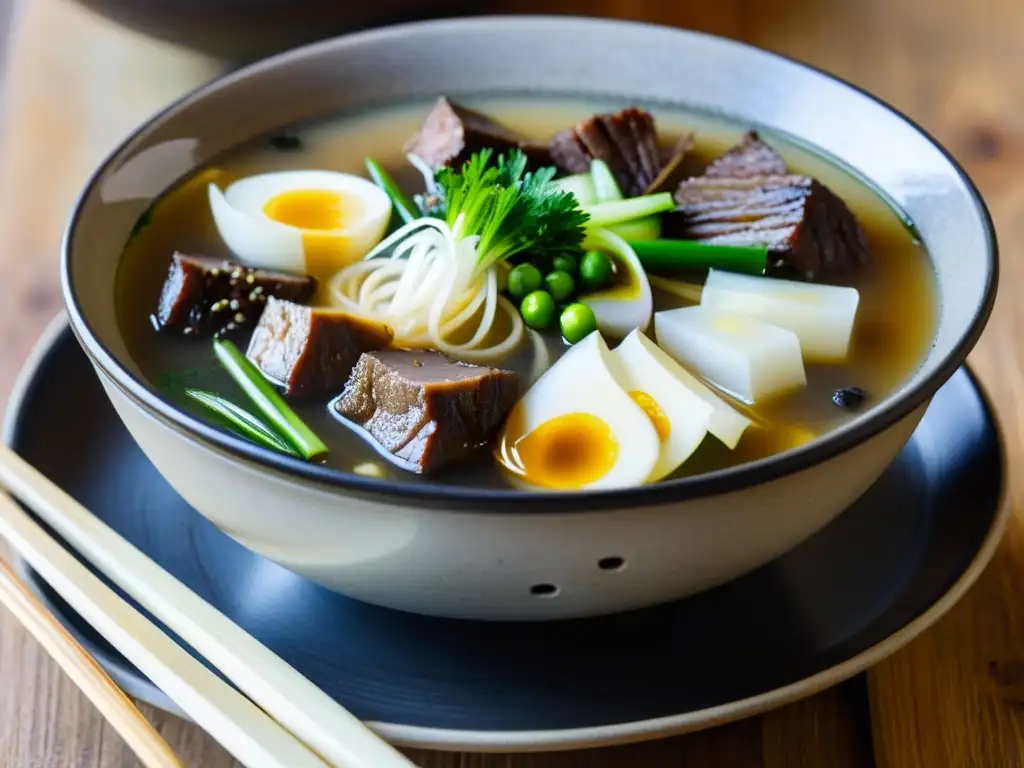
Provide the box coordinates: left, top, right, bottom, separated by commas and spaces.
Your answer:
115, 97, 937, 487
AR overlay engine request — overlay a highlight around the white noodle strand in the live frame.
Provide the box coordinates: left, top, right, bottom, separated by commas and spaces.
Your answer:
329, 219, 523, 364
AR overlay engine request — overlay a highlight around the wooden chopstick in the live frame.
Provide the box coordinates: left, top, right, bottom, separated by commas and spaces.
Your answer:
0, 444, 417, 768
0, 490, 332, 768
0, 559, 184, 768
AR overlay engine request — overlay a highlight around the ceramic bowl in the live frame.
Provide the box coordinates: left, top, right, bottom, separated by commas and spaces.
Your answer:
60, 17, 997, 621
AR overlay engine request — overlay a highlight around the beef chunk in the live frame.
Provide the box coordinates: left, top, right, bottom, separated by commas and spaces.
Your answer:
673, 175, 870, 281
335, 350, 520, 474
704, 131, 788, 179
550, 107, 674, 197
157, 253, 315, 337
246, 298, 393, 396
404, 96, 552, 171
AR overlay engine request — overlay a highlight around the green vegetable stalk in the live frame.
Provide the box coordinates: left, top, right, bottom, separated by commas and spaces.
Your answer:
365, 157, 419, 225
213, 339, 329, 461
630, 239, 768, 276
183, 389, 300, 457
583, 193, 675, 228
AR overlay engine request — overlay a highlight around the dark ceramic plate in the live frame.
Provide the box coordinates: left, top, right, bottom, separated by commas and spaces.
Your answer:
3, 317, 1009, 751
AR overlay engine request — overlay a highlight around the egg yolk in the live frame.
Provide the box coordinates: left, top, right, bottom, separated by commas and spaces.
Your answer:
628, 391, 671, 441
513, 413, 619, 490
263, 188, 347, 230
262, 188, 368, 280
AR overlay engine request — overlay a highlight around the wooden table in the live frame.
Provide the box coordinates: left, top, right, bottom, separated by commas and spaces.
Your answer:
1, 0, 1022, 765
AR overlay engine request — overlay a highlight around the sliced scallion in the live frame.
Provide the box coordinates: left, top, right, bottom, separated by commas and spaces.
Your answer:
183, 389, 300, 457
630, 239, 767, 276
608, 216, 661, 241
213, 339, 329, 461
553, 173, 598, 206
365, 157, 418, 225
590, 159, 623, 202
583, 193, 674, 228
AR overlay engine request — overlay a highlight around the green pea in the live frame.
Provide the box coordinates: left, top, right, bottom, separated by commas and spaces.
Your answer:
507, 263, 543, 300
520, 290, 557, 330
560, 303, 598, 344
551, 254, 578, 275
544, 270, 576, 303
579, 250, 615, 292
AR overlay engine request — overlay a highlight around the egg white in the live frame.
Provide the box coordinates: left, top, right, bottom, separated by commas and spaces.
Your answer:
608, 330, 713, 480
208, 170, 391, 277
504, 331, 660, 491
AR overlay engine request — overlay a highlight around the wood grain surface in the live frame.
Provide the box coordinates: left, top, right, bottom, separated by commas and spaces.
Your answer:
0, 0, 1020, 765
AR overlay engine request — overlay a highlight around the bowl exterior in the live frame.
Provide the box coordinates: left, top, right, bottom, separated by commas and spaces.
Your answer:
98, 367, 926, 620
62, 17, 996, 621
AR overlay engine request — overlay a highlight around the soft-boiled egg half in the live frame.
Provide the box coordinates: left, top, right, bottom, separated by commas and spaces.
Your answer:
499, 331, 660, 491
608, 330, 714, 481
580, 228, 653, 340
208, 170, 391, 280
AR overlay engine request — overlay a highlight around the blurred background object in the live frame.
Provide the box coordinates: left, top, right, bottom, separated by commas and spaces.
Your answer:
71, 0, 475, 62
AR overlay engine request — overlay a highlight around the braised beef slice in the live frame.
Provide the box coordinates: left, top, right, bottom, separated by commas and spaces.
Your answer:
704, 131, 787, 179
246, 298, 393, 396
673, 175, 870, 281
334, 350, 520, 474
157, 253, 315, 337
404, 96, 552, 171
550, 107, 674, 197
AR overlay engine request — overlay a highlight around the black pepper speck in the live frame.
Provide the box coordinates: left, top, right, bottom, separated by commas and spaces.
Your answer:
833, 386, 868, 411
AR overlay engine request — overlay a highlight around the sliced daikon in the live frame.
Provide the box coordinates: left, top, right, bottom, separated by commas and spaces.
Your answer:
608, 330, 714, 480
654, 306, 806, 404
700, 269, 860, 362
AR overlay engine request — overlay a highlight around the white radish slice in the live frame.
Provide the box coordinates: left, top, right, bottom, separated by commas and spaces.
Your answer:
700, 269, 860, 362
608, 330, 713, 480
655, 306, 806, 405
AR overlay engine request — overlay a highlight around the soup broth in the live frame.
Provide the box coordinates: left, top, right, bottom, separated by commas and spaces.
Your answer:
116, 97, 936, 488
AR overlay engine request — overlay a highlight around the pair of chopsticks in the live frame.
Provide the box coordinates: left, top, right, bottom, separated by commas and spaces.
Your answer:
0, 559, 183, 767
0, 442, 418, 768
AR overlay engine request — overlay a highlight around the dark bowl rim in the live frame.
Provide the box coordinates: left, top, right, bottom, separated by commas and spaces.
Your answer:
60, 15, 999, 513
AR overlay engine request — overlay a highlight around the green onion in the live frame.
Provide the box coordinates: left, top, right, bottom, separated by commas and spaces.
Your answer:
630, 240, 767, 276
365, 157, 418, 225
590, 159, 623, 202
213, 339, 329, 461
608, 216, 661, 241
583, 193, 674, 228
553, 173, 598, 206
183, 389, 300, 457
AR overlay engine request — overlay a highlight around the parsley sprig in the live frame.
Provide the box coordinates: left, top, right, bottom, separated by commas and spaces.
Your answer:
433, 149, 589, 274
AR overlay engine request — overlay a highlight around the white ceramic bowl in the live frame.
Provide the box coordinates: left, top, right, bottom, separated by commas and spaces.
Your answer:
61, 17, 997, 621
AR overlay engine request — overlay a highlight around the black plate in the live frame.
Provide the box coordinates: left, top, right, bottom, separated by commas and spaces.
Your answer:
3, 320, 1008, 750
